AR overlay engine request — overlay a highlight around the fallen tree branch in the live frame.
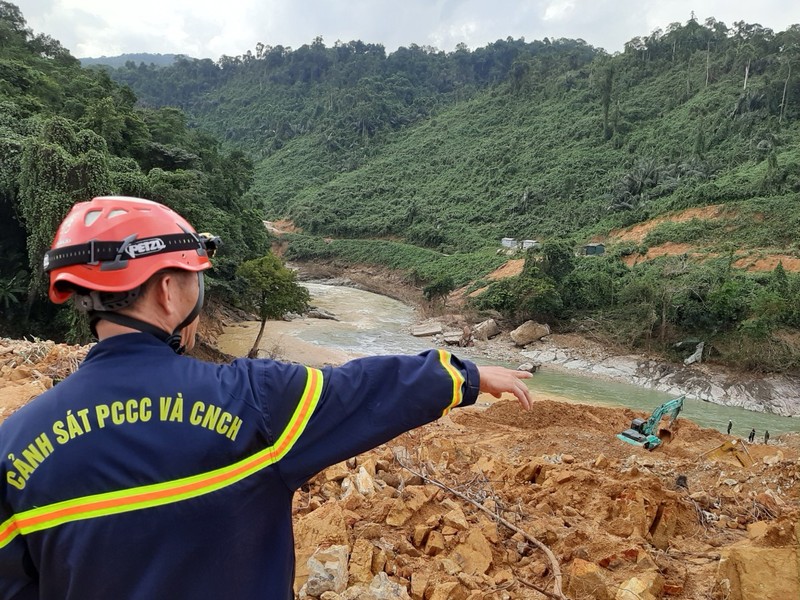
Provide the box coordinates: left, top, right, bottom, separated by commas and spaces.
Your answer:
653, 548, 721, 561
515, 572, 565, 600
396, 458, 570, 600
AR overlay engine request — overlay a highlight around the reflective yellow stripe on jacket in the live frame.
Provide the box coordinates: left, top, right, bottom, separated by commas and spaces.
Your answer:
0, 367, 324, 549
437, 349, 465, 416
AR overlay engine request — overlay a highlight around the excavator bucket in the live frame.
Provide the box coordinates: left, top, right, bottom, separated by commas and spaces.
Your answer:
657, 428, 674, 445
701, 439, 754, 468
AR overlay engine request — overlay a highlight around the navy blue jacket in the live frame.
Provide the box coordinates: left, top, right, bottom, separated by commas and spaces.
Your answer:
0, 333, 480, 599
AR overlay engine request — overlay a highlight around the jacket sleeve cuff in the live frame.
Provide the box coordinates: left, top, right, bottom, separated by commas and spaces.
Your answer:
459, 358, 481, 407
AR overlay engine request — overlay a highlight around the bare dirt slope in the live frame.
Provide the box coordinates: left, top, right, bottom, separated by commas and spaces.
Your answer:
604, 204, 800, 273
607, 206, 725, 244
4, 338, 798, 600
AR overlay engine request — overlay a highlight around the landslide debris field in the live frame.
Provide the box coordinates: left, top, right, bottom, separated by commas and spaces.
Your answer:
2, 338, 799, 600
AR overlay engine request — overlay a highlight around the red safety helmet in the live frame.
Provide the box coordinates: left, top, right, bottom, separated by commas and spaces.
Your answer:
45, 196, 218, 304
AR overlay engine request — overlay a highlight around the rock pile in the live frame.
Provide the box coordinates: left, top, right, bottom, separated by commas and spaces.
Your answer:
2, 338, 798, 599
0, 337, 89, 419
291, 400, 800, 599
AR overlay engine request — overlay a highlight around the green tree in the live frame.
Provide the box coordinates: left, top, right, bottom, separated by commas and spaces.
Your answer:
237, 254, 310, 358
513, 276, 562, 322
82, 96, 126, 153
590, 58, 615, 139
769, 262, 789, 297
18, 117, 111, 297
537, 240, 576, 283
0, 1, 27, 50
561, 257, 624, 311
705, 278, 752, 331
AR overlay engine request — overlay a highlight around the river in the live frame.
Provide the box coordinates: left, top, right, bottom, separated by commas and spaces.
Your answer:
217, 282, 800, 436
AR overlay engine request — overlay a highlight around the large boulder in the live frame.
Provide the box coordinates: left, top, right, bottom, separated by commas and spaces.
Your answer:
442, 330, 466, 345
294, 503, 350, 592
306, 307, 339, 321
428, 582, 468, 600
302, 545, 349, 597
449, 529, 493, 575
510, 321, 550, 346
338, 572, 412, 600
472, 319, 500, 341
348, 538, 375, 584
715, 546, 800, 599
615, 572, 664, 600
367, 572, 412, 599
566, 558, 610, 600
646, 501, 677, 550
411, 323, 442, 337
385, 486, 433, 526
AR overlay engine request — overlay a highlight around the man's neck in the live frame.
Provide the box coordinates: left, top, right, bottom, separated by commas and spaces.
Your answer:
95, 320, 144, 341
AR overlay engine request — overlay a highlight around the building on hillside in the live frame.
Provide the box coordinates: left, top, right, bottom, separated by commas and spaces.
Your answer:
521, 239, 541, 250
582, 243, 605, 256
501, 238, 518, 249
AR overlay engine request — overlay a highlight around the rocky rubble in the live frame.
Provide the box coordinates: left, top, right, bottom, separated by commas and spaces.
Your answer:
290, 400, 800, 599
0, 337, 89, 420
2, 338, 799, 599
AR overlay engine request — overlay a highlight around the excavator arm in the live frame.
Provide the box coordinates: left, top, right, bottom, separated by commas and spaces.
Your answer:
617, 396, 685, 450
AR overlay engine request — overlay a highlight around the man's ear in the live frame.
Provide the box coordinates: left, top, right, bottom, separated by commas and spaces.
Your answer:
151, 272, 177, 315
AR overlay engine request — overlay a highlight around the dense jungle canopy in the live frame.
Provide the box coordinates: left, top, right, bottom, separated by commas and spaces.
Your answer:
2, 1, 800, 371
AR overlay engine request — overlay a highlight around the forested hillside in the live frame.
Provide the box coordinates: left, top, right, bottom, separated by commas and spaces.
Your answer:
80, 53, 184, 68
0, 2, 269, 342
108, 19, 800, 251
107, 16, 800, 372
4, 0, 800, 372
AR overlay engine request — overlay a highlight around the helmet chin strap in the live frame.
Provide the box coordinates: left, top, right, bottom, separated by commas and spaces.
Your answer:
90, 273, 205, 355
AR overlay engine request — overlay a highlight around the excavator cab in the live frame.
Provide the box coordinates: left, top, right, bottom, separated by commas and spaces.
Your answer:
617, 396, 685, 451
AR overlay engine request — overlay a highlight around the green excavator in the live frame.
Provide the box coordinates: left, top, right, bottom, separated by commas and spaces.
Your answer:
617, 396, 685, 451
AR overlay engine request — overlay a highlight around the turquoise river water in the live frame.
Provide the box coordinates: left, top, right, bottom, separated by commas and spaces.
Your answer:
230, 282, 800, 437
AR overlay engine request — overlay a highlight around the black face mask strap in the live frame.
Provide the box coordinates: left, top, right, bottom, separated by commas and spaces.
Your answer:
169, 272, 205, 355
176, 272, 205, 332
91, 311, 178, 350
89, 272, 205, 355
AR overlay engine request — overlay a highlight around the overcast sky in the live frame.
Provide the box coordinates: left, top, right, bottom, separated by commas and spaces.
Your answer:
17, 1, 800, 60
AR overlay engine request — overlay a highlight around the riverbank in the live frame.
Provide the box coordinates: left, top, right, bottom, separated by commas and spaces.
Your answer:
464, 331, 800, 419
284, 261, 800, 419
218, 319, 354, 366
412, 312, 800, 419
516, 335, 800, 418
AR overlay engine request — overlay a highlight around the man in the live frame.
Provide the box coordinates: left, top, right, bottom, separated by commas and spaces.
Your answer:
749, 428, 756, 443
764, 430, 769, 445
0, 197, 532, 599
727, 420, 732, 435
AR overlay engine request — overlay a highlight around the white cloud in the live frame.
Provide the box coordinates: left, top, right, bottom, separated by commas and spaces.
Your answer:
16, 0, 800, 59
543, 1, 576, 23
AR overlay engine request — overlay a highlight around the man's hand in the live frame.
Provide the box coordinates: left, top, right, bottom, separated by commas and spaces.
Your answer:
477, 366, 533, 411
